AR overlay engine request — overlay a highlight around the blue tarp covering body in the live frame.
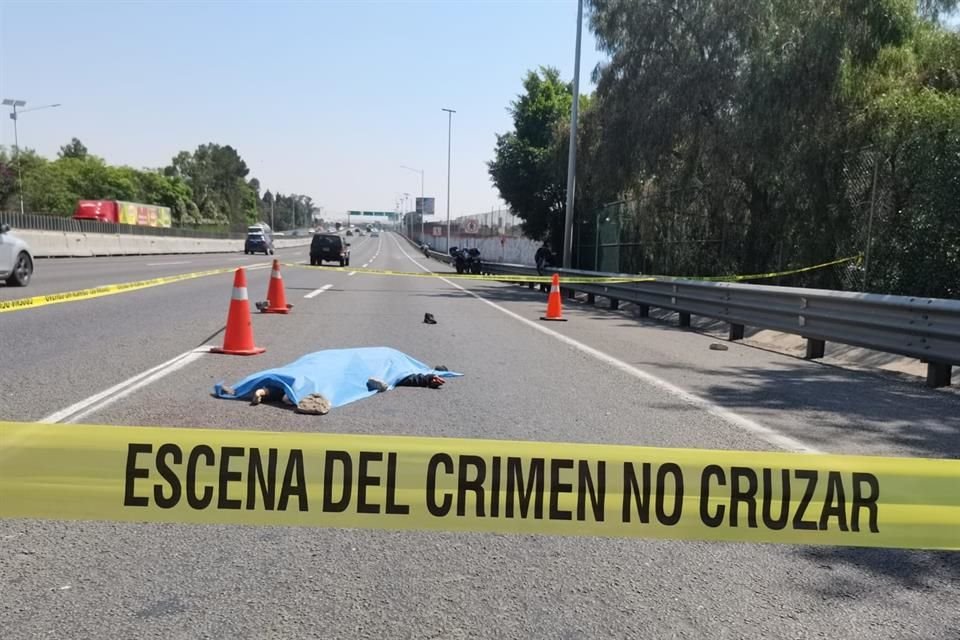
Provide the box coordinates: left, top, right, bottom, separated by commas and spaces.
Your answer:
213, 347, 462, 409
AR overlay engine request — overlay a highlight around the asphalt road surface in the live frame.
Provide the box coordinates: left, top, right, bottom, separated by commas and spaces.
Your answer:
1, 232, 958, 639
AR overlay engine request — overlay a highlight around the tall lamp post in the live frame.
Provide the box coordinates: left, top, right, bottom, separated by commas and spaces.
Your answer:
401, 164, 424, 242
2, 99, 61, 215
442, 108, 456, 252
561, 0, 583, 268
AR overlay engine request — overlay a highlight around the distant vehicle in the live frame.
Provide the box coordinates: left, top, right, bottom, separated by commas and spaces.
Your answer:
345, 229, 354, 236
245, 224, 274, 255
73, 200, 172, 228
370, 230, 380, 237
310, 233, 350, 266
0, 223, 34, 287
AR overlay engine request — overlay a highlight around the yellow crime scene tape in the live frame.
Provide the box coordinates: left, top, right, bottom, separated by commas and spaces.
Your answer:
285, 255, 861, 285
1, 421, 957, 551
0, 266, 247, 315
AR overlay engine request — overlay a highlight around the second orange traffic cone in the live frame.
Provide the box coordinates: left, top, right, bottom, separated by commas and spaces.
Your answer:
260, 260, 292, 314
211, 267, 266, 355
540, 273, 567, 322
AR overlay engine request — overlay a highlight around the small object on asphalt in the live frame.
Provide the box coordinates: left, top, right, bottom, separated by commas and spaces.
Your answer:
424, 313, 437, 325
255, 300, 269, 312
709, 343, 729, 351
295, 393, 331, 415
367, 378, 389, 392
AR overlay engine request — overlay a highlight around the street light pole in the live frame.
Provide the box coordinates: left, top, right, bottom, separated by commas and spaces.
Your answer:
442, 108, 456, 253
2, 99, 61, 216
562, 0, 583, 268
401, 165, 425, 242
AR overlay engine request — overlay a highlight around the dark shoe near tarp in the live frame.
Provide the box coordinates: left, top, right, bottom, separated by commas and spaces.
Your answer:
213, 347, 462, 411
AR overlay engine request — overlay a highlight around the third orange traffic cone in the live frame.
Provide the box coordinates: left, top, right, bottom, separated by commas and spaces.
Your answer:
259, 260, 292, 314
211, 267, 266, 355
540, 273, 567, 322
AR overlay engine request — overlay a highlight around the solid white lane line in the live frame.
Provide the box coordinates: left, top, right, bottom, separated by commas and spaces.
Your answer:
304, 284, 333, 299
389, 233, 819, 454
146, 261, 192, 266
38, 348, 207, 424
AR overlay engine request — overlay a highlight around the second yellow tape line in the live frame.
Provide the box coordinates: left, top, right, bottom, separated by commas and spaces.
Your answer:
0, 255, 860, 315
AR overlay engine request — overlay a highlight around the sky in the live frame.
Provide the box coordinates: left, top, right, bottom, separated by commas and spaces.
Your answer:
0, 0, 605, 220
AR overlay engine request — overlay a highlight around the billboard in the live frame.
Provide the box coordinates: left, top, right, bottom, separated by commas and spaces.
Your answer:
415, 197, 436, 215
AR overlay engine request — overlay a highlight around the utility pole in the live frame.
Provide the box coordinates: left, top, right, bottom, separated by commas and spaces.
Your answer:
561, 0, 583, 268
442, 108, 456, 253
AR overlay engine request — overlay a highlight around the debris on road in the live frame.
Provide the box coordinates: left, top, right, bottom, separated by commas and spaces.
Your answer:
423, 312, 437, 324
213, 347, 462, 413
709, 343, 729, 351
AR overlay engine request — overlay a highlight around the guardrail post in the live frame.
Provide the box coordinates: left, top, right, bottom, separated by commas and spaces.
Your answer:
729, 323, 745, 341
638, 304, 649, 318
926, 362, 952, 388
679, 312, 691, 328
586, 292, 595, 305
565, 288, 576, 300
804, 338, 825, 360
610, 298, 619, 310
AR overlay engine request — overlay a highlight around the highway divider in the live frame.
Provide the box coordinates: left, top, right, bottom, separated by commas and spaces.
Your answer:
20, 229, 311, 258
1, 421, 957, 551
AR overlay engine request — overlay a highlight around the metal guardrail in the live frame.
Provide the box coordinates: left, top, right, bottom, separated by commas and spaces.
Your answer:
0, 211, 246, 240
480, 262, 960, 388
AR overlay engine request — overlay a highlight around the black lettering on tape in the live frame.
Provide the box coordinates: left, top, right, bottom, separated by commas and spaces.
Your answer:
246, 449, 278, 511
577, 460, 605, 522
426, 453, 454, 517
761, 468, 790, 530
323, 451, 352, 512
357, 451, 382, 514
819, 471, 849, 531
187, 445, 215, 509
385, 452, 410, 515
154, 444, 183, 509
700, 465, 725, 527
852, 472, 880, 533
277, 449, 307, 512
655, 463, 683, 526
793, 469, 819, 531
124, 443, 152, 507
218, 447, 244, 510
549, 458, 574, 521
490, 456, 502, 518
729, 466, 758, 528
505, 457, 544, 519
457, 455, 486, 517
622, 462, 651, 523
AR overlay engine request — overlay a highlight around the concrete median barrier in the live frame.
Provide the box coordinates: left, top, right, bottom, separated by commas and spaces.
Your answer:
18, 229, 310, 258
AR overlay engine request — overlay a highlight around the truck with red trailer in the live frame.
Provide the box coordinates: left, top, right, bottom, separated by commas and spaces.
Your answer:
73, 200, 173, 228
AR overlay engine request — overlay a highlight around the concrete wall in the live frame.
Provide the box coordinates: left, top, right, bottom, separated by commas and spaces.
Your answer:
20, 230, 310, 258
411, 231, 541, 265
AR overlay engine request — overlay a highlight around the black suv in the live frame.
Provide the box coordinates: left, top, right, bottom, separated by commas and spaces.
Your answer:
310, 233, 350, 266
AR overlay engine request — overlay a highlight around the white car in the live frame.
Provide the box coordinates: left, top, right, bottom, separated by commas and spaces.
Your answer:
0, 224, 34, 286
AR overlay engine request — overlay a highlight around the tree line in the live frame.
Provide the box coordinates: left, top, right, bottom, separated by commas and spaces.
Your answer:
0, 140, 316, 231
489, 1, 960, 297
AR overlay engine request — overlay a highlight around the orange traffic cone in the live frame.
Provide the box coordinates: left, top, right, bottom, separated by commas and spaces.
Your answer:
211, 268, 266, 355
259, 260, 292, 314
540, 273, 567, 322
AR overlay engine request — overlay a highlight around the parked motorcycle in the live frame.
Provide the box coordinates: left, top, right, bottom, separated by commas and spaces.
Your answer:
449, 247, 482, 274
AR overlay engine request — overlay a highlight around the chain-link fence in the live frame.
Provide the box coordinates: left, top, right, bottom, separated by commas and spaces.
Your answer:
568, 147, 944, 293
